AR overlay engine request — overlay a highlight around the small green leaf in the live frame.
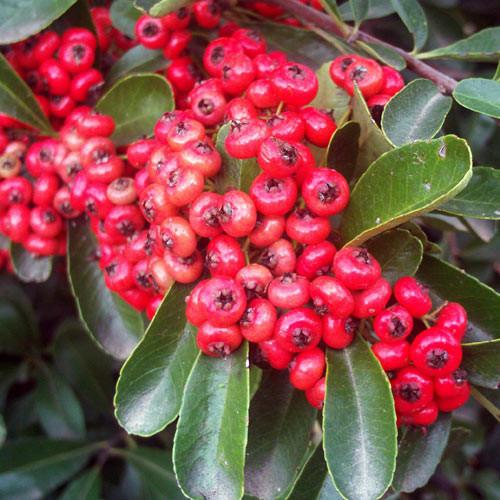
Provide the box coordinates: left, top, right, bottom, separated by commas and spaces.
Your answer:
365, 229, 423, 285
461, 340, 500, 389
310, 63, 351, 124
52, 320, 114, 413
418, 27, 500, 61
339, 0, 395, 21
9, 242, 53, 283
325, 121, 360, 182
0, 46, 50, 134
390, 0, 428, 51
107, 46, 168, 88
35, 364, 86, 440
114, 283, 198, 436
440, 167, 500, 220
382, 79, 453, 146
173, 345, 249, 500
244, 371, 317, 499
349, 0, 370, 25
0, 439, 99, 499
215, 124, 260, 194
117, 447, 184, 499
358, 41, 407, 70
323, 336, 397, 500
67, 221, 143, 360
60, 466, 101, 500
0, 0, 78, 43
453, 78, 500, 119
134, 0, 191, 17
392, 414, 451, 493
340, 135, 473, 246
96, 73, 174, 146
416, 255, 500, 342
350, 86, 393, 179
110, 0, 141, 37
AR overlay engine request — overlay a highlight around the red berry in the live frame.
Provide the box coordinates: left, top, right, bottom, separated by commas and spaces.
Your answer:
249, 214, 285, 248
436, 302, 468, 341
249, 173, 297, 216
221, 52, 256, 96
135, 15, 169, 49
186, 280, 209, 326
30, 207, 62, 238
372, 341, 410, 371
235, 263, 273, 299
380, 66, 404, 96
104, 205, 145, 242
2, 204, 31, 242
296, 241, 336, 280
219, 190, 257, 238
164, 166, 204, 207
394, 276, 432, 318
163, 30, 191, 59
391, 366, 433, 414
193, 0, 221, 29
300, 108, 336, 147
322, 315, 358, 349
167, 57, 199, 94
104, 257, 135, 292
166, 118, 205, 152
127, 139, 157, 169
274, 307, 322, 353
436, 385, 470, 412
58, 39, 95, 74
272, 63, 318, 107
352, 277, 391, 318
0, 177, 32, 206
77, 112, 115, 138
203, 37, 243, 77
33, 173, 59, 207
69, 68, 104, 102
329, 54, 362, 86
254, 51, 287, 79
233, 28, 267, 58
189, 80, 227, 126
139, 183, 176, 224
398, 400, 438, 427
196, 321, 242, 357
24, 234, 59, 256
286, 208, 330, 245
106, 177, 137, 206
239, 298, 277, 342
161, 7, 191, 30
258, 238, 296, 276
178, 139, 221, 177
258, 137, 301, 178
266, 111, 305, 142
39, 59, 71, 95
225, 97, 257, 122
333, 247, 381, 290
434, 368, 469, 399
247, 79, 280, 109
310, 276, 354, 317
258, 338, 293, 370
410, 327, 462, 377
305, 376, 325, 409
163, 249, 203, 283
206, 235, 245, 278
289, 347, 325, 390
343, 58, 384, 98
373, 305, 413, 343
189, 192, 223, 238
158, 216, 197, 258
225, 118, 269, 159
267, 273, 310, 309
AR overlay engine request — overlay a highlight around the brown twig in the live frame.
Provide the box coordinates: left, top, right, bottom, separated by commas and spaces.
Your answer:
265, 0, 458, 94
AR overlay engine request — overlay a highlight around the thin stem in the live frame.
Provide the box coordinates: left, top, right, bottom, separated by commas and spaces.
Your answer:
470, 387, 500, 422
265, 0, 458, 95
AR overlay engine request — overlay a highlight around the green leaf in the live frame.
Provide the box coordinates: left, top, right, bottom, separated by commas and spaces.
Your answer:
96, 73, 174, 146
134, 0, 191, 17
416, 254, 500, 342
0, 439, 99, 499
461, 340, 500, 389
215, 124, 260, 194
35, 364, 86, 440
340, 135, 473, 246
52, 320, 114, 413
339, 0, 395, 21
114, 283, 198, 436
310, 63, 351, 125
9, 242, 53, 283
440, 167, 500, 220
319, 0, 342, 20
494, 61, 500, 81
453, 78, 500, 119
288, 446, 342, 500
107, 46, 168, 88
358, 41, 407, 70
173, 345, 249, 500
418, 27, 500, 61
56, 0, 96, 34
117, 447, 184, 499
392, 414, 452, 493
365, 229, 423, 285
348, 0, 369, 25
323, 336, 397, 500
381, 79, 453, 146
0, 0, 78, 43
0, 415, 5, 448
390, 0, 428, 51
110, 0, 141, 37
60, 467, 101, 500
67, 221, 143, 360
244, 371, 318, 499
350, 86, 393, 179
325, 121, 360, 182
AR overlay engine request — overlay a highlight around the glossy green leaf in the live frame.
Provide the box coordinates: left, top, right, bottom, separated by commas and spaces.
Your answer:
174, 345, 249, 500
390, 0, 428, 51
358, 42, 406, 70
0, 0, 77, 43
67, 221, 143, 360
350, 86, 393, 179
416, 255, 500, 342
340, 135, 473, 246
60, 467, 101, 500
440, 167, 500, 220
382, 79, 453, 146
310, 63, 351, 124
9, 242, 53, 284
116, 447, 184, 499
365, 229, 423, 285
244, 371, 318, 499
35, 364, 85, 440
288, 446, 342, 500
339, 0, 395, 21
399, 221, 442, 254
96, 73, 174, 146
392, 414, 451, 493
110, 0, 141, 37
461, 340, 500, 389
107, 46, 168, 87
52, 320, 114, 413
134, 0, 191, 17
419, 27, 500, 61
114, 283, 198, 436
453, 78, 500, 119
0, 439, 99, 499
323, 336, 397, 500
326, 121, 360, 182
215, 124, 260, 194
348, 0, 369, 24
